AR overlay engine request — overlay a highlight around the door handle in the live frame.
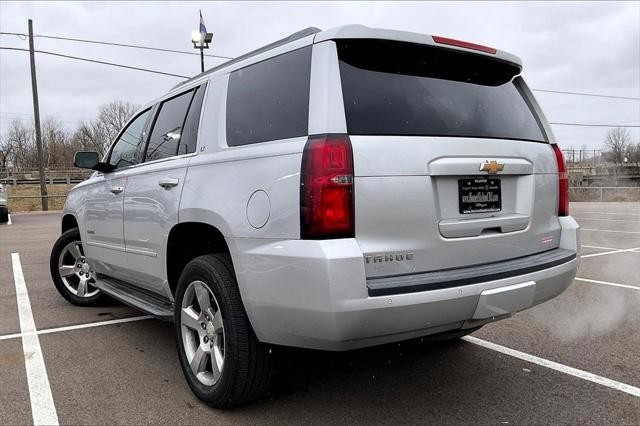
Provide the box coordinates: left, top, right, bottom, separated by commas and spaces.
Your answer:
158, 178, 179, 189
110, 185, 124, 194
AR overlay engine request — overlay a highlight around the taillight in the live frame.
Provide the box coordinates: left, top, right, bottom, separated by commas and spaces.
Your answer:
432, 35, 497, 54
552, 144, 569, 216
300, 134, 354, 239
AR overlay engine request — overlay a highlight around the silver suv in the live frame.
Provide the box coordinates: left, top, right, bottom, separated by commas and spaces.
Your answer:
50, 25, 580, 407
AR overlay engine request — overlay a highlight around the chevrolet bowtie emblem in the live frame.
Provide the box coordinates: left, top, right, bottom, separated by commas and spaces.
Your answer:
479, 160, 504, 174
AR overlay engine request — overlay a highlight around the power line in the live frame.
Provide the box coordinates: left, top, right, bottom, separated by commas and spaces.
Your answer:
2, 31, 639, 102
0, 31, 234, 60
0, 46, 189, 79
1, 31, 27, 40
549, 122, 640, 128
532, 89, 640, 101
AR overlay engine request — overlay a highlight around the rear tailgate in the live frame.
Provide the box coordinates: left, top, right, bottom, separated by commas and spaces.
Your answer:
335, 38, 561, 279
353, 136, 559, 278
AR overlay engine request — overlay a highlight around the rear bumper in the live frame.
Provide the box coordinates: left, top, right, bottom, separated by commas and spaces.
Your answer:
231, 216, 580, 351
367, 248, 576, 297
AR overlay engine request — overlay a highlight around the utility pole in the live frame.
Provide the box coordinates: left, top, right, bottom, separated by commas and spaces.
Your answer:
28, 18, 48, 211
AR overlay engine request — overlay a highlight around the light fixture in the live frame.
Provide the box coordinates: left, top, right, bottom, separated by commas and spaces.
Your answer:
191, 30, 202, 45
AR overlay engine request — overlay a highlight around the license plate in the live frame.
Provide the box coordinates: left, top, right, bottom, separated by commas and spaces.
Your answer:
458, 178, 501, 214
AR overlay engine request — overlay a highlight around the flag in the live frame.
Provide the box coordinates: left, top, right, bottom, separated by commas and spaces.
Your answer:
199, 10, 207, 41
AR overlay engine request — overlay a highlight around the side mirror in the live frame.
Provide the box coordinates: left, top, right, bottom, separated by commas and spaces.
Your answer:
73, 151, 100, 169
73, 151, 112, 172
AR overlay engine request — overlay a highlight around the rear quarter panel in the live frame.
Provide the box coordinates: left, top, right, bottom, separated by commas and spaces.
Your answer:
179, 73, 306, 240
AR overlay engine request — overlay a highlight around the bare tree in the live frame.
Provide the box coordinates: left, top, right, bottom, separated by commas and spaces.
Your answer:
42, 118, 73, 168
71, 101, 140, 156
97, 101, 139, 145
604, 127, 631, 163
0, 135, 14, 175
5, 119, 35, 170
627, 141, 640, 163
72, 121, 109, 156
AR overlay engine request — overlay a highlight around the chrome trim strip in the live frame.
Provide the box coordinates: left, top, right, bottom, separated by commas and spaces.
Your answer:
125, 247, 158, 258
85, 241, 157, 258
85, 241, 126, 252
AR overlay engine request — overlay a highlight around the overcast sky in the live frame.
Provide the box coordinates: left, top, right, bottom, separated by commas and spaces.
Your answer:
1, 1, 638, 150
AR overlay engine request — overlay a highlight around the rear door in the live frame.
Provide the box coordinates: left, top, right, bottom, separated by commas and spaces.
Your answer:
121, 84, 206, 296
334, 39, 560, 278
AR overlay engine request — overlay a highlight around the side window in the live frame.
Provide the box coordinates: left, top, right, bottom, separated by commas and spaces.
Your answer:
226, 46, 312, 146
108, 109, 151, 170
145, 89, 195, 162
177, 85, 206, 156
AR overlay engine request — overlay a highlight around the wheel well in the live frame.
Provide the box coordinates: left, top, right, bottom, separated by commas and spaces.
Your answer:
166, 222, 230, 296
61, 214, 78, 233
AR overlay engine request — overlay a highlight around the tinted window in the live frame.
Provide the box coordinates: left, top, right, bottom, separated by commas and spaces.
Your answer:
226, 46, 312, 146
108, 109, 151, 170
177, 85, 206, 156
146, 90, 194, 161
337, 39, 546, 143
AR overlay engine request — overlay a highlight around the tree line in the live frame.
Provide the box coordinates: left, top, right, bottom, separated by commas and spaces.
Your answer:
562, 128, 640, 164
0, 101, 139, 174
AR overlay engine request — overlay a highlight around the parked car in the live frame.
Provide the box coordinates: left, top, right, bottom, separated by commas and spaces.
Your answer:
0, 183, 8, 223
50, 25, 580, 407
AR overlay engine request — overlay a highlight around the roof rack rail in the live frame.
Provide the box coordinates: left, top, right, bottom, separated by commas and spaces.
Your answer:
172, 27, 321, 90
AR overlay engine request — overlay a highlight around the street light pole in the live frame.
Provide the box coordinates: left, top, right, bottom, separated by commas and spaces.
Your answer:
200, 45, 204, 73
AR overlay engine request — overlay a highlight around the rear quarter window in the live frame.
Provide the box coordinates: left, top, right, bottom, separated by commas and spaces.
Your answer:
337, 39, 547, 143
226, 46, 312, 146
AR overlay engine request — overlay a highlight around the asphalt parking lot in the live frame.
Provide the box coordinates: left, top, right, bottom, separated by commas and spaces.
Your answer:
1, 202, 639, 424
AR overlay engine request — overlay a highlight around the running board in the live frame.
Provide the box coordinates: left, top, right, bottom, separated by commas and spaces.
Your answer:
94, 275, 174, 321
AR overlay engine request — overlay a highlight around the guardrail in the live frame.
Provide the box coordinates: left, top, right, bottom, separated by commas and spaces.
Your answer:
1, 177, 85, 185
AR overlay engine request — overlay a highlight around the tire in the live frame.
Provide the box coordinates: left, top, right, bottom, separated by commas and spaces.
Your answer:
0, 207, 8, 223
49, 228, 103, 306
174, 254, 273, 408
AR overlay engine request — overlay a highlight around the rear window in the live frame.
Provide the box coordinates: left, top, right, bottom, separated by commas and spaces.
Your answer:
226, 46, 312, 146
337, 39, 547, 143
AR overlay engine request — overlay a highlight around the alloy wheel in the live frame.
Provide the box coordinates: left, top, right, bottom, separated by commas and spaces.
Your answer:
180, 280, 225, 386
57, 241, 99, 298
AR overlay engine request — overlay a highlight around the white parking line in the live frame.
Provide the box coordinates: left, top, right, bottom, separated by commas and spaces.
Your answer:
581, 228, 640, 234
463, 336, 640, 398
581, 247, 640, 258
0, 315, 154, 341
12, 253, 59, 425
7, 214, 11, 225
575, 277, 639, 291
582, 244, 624, 251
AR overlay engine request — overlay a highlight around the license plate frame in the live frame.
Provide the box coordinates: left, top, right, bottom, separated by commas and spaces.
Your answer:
458, 178, 502, 214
